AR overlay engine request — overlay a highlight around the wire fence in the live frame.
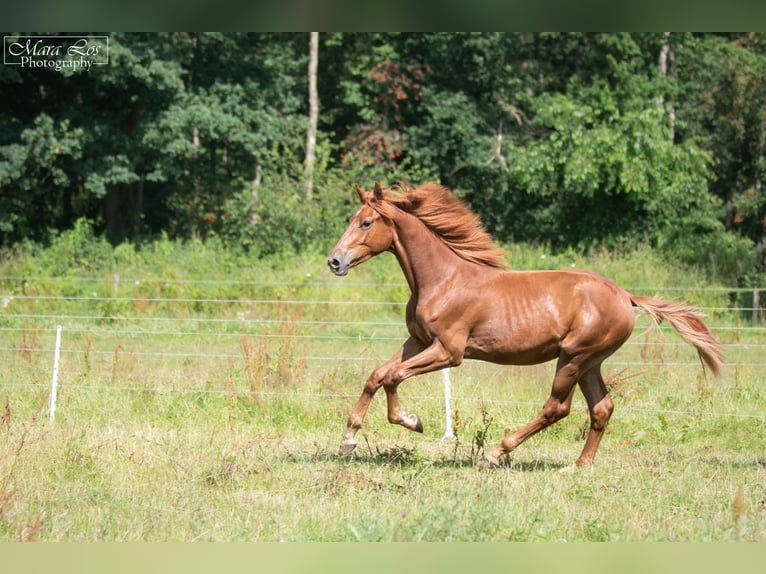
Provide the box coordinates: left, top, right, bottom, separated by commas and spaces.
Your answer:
2, 289, 766, 310
2, 273, 765, 292
2, 277, 766, 424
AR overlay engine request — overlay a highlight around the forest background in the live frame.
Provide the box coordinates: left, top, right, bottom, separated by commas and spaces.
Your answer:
1, 32, 765, 288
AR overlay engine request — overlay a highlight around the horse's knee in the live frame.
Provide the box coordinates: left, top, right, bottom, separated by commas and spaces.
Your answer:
381, 369, 404, 389
363, 374, 384, 396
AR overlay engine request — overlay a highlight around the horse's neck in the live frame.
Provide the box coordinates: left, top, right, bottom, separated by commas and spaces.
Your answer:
392, 210, 464, 296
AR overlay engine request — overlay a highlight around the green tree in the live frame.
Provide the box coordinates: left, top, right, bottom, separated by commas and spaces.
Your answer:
0, 114, 83, 241
1, 32, 764, 284
675, 33, 766, 279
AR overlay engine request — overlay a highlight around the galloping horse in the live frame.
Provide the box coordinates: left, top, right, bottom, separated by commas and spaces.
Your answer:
327, 182, 723, 468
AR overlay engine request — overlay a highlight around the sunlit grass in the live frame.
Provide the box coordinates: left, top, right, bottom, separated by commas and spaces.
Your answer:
2, 325, 765, 542
1, 247, 765, 541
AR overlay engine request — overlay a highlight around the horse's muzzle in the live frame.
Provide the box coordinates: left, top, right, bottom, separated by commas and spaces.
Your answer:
327, 256, 349, 276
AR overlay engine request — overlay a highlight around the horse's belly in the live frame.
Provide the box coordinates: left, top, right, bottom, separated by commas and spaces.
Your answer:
463, 334, 561, 365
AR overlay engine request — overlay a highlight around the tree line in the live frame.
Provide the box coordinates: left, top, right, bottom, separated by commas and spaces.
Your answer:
1, 32, 764, 285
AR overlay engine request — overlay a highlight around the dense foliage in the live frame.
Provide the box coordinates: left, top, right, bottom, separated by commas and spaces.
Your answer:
1, 33, 765, 285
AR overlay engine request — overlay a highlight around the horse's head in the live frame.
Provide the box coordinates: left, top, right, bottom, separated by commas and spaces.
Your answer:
327, 183, 395, 276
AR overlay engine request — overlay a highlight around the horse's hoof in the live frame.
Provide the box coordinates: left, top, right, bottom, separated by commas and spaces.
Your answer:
413, 415, 423, 434
338, 440, 358, 455
477, 454, 499, 469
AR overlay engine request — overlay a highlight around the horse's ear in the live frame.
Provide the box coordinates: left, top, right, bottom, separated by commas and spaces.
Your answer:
355, 184, 368, 204
373, 182, 384, 202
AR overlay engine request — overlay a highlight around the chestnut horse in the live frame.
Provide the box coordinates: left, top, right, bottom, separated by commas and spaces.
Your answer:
327, 182, 723, 468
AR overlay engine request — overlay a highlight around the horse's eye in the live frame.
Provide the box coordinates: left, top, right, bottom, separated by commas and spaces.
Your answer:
360, 219, 372, 230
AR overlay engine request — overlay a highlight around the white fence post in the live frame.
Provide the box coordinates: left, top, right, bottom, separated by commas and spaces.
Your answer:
441, 368, 455, 441
49, 325, 62, 423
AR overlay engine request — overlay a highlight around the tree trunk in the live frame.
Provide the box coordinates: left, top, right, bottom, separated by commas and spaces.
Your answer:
250, 162, 261, 227
658, 32, 676, 142
133, 177, 143, 237
304, 32, 319, 200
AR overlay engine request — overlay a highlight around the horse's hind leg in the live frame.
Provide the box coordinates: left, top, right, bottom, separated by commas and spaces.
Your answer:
479, 356, 580, 468
573, 365, 614, 468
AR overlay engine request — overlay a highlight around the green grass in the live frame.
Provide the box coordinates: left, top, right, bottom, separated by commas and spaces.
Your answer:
2, 379, 764, 542
1, 245, 765, 541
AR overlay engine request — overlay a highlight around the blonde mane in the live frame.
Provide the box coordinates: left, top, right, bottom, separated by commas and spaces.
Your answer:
375, 183, 506, 268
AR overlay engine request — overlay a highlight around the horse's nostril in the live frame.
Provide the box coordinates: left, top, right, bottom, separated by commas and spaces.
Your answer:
328, 257, 340, 270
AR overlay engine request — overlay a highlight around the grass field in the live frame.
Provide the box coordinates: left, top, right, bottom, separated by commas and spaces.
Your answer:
1, 246, 765, 541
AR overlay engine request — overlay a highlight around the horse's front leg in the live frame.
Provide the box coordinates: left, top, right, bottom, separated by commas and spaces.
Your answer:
381, 337, 457, 434
339, 338, 424, 455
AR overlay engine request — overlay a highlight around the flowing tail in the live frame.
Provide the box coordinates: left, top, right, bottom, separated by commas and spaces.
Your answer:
630, 294, 724, 378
